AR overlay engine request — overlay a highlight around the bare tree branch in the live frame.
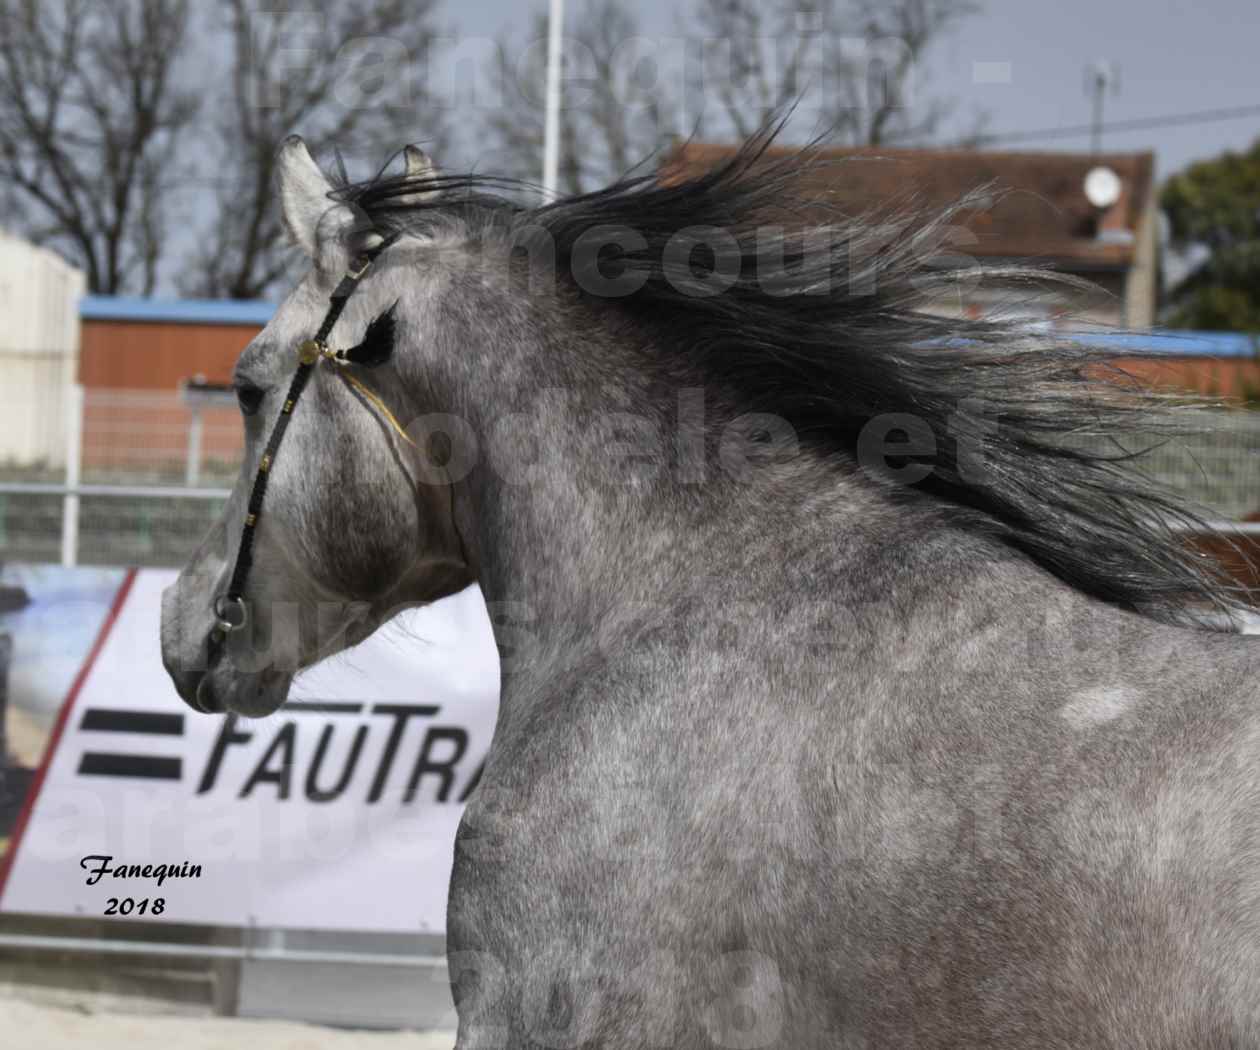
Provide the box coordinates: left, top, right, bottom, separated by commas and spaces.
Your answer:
689, 0, 982, 148
180, 0, 448, 300
0, 0, 195, 294
485, 0, 678, 197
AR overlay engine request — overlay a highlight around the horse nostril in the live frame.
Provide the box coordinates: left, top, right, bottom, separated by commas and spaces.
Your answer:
194, 677, 225, 715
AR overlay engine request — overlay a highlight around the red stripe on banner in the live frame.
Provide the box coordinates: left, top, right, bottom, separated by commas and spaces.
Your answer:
0, 567, 139, 904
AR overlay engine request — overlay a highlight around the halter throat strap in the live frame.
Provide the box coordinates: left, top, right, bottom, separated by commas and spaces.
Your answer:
209, 233, 399, 650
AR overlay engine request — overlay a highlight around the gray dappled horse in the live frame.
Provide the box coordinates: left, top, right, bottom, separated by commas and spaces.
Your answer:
162, 135, 1260, 1048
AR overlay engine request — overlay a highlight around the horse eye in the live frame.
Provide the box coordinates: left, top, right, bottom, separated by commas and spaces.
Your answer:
235, 383, 265, 416
341, 302, 399, 368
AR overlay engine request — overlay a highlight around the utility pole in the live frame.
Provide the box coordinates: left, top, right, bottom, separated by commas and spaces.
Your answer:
1085, 61, 1120, 154
541, 0, 566, 200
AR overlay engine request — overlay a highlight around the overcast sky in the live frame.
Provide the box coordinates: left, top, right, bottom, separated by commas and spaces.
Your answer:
439, 0, 1259, 180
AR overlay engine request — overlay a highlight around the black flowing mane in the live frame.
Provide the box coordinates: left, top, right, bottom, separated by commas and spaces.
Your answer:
335, 135, 1241, 624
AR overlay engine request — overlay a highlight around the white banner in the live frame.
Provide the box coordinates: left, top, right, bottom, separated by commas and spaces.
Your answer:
0, 568, 499, 933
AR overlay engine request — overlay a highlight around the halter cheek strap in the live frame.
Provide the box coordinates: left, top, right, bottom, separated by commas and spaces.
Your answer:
208, 233, 401, 654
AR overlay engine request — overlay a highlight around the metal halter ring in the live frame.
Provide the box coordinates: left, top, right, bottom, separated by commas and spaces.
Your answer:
213, 594, 249, 635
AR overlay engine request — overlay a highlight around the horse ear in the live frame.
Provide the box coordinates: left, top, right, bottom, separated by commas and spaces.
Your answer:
277, 136, 333, 259
404, 145, 438, 182
395, 145, 441, 205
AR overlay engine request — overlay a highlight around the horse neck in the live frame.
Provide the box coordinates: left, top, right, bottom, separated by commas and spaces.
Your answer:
429, 324, 899, 700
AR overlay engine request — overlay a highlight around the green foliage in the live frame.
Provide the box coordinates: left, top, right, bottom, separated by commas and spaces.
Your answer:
1161, 138, 1260, 331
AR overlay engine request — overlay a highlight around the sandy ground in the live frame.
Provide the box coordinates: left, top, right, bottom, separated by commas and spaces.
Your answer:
0, 997, 457, 1050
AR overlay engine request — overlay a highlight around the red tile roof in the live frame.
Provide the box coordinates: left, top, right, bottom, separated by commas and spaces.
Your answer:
662, 142, 1155, 271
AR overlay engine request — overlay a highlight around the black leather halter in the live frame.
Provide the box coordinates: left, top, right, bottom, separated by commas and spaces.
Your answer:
208, 234, 399, 657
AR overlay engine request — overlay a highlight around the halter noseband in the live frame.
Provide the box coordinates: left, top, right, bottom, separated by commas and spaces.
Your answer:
208, 233, 400, 655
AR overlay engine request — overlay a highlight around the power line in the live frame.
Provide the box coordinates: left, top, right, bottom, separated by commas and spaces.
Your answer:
957, 102, 1260, 149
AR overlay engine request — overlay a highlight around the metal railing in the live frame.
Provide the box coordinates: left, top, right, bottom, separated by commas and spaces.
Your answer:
1073, 408, 1260, 522
0, 931, 445, 969
0, 483, 230, 568
0, 385, 239, 567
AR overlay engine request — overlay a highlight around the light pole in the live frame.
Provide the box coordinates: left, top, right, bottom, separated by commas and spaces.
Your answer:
1085, 61, 1119, 155
541, 0, 565, 199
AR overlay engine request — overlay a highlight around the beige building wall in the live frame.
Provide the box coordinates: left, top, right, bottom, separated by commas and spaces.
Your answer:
0, 231, 85, 469
1124, 202, 1160, 329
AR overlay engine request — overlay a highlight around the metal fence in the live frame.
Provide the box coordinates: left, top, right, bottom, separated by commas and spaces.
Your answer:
1072, 407, 1260, 523
0, 386, 238, 568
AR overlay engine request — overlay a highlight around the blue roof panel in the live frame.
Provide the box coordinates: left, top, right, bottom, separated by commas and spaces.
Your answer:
80, 295, 276, 326
1065, 329, 1260, 358
77, 295, 1259, 360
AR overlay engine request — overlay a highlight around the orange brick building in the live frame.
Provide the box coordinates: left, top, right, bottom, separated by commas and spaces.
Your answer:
78, 297, 270, 476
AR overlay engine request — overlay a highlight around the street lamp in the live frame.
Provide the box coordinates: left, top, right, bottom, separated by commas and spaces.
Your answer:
541, 0, 565, 199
